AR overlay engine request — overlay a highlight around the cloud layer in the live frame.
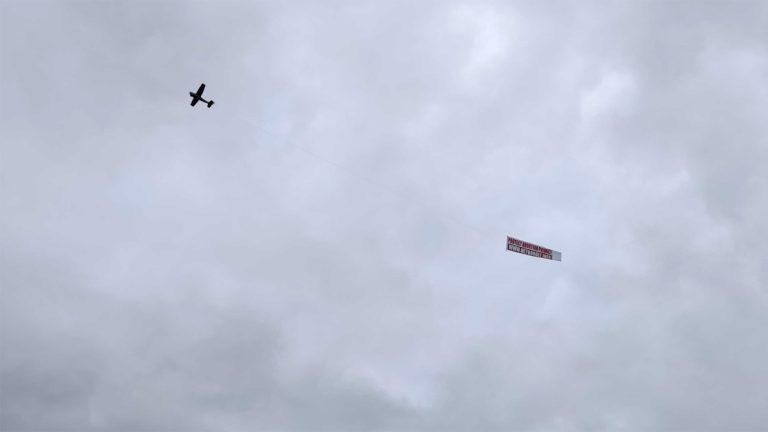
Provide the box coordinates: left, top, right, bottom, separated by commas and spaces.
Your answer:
2, 1, 767, 430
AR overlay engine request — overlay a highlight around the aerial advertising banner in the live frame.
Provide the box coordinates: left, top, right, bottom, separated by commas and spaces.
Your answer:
507, 236, 562, 261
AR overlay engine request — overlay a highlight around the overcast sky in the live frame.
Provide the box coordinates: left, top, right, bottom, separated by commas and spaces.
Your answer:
1, 1, 767, 431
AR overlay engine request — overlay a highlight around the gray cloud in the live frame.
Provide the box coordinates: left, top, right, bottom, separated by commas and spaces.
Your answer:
2, 0, 767, 430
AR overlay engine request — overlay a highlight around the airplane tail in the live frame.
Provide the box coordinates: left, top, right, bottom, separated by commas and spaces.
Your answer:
207, 100, 215, 108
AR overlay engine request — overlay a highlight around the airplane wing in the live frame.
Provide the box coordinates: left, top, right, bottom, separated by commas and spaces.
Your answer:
190, 98, 199, 106
195, 83, 205, 96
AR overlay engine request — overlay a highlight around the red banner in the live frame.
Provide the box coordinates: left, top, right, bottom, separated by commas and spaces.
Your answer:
507, 236, 561, 261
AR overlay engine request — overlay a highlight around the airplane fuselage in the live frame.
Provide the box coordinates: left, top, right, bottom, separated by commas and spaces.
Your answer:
189, 92, 209, 103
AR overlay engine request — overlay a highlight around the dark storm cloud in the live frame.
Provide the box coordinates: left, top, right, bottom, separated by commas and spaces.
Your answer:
2, 0, 767, 431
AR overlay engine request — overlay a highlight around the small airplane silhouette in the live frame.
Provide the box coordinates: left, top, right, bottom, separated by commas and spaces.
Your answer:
189, 83, 214, 108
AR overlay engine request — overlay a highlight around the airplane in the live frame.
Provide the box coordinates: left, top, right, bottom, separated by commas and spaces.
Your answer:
189, 83, 214, 108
